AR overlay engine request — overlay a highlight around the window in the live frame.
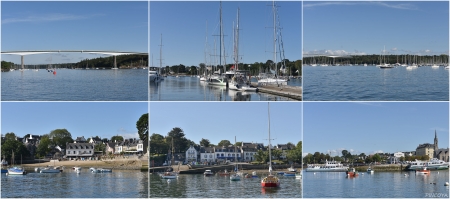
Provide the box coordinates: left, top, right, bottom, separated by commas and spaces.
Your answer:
68, 151, 70, 154
89, 151, 91, 154
73, 151, 75, 154
204, 155, 207, 158
209, 155, 212, 158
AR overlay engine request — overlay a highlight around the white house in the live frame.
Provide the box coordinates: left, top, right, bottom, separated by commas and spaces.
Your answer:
66, 143, 95, 160
185, 145, 198, 163
200, 147, 216, 163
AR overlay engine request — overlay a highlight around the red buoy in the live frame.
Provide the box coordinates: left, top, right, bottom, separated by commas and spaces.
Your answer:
53, 71, 56, 75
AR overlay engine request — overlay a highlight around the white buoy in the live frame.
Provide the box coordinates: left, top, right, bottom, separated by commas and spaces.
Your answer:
313, 172, 316, 175
167, 179, 171, 183
445, 182, 449, 186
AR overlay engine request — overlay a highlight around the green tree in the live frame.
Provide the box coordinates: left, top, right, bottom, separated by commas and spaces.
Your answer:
5, 132, 17, 141
94, 143, 106, 154
200, 138, 210, 147
254, 149, 269, 163
111, 135, 124, 142
272, 149, 283, 160
373, 154, 382, 163
49, 129, 73, 149
149, 133, 169, 155
235, 142, 242, 147
217, 140, 232, 147
36, 134, 51, 158
136, 113, 148, 153
167, 127, 189, 153
1, 139, 30, 161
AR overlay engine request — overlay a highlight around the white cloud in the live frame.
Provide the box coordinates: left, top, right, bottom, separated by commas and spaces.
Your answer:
304, 49, 367, 57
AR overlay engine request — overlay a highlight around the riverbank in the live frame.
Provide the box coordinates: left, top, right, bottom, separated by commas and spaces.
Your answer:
22, 159, 147, 170
355, 164, 406, 172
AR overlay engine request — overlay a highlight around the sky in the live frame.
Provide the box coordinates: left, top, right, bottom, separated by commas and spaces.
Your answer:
1, 1, 148, 65
1, 102, 148, 141
303, 1, 449, 57
150, 1, 302, 67
303, 102, 449, 157
150, 102, 302, 147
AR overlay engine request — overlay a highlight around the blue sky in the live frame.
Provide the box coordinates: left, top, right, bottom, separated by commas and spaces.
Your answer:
150, 102, 302, 147
303, 1, 449, 56
303, 102, 449, 156
1, 1, 148, 65
150, 1, 301, 67
1, 102, 148, 141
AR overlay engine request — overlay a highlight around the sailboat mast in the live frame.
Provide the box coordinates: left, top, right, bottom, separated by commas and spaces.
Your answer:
268, 102, 272, 174
272, 1, 277, 76
160, 34, 163, 69
235, 8, 240, 70
219, 1, 223, 73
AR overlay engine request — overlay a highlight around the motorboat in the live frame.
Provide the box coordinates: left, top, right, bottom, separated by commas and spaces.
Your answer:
40, 167, 61, 173
149, 70, 161, 82
160, 171, 177, 179
217, 169, 230, 176
346, 168, 359, 177
230, 173, 241, 181
295, 172, 302, 179
305, 160, 349, 172
7, 167, 27, 175
251, 171, 258, 178
203, 170, 214, 176
90, 167, 112, 173
367, 167, 374, 174
288, 165, 297, 172
415, 167, 430, 175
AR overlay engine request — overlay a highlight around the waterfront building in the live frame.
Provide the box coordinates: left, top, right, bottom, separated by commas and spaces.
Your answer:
415, 143, 434, 159
436, 148, 449, 162
241, 143, 264, 162
66, 143, 95, 160
415, 130, 448, 161
215, 146, 241, 162
199, 147, 215, 163
185, 145, 198, 163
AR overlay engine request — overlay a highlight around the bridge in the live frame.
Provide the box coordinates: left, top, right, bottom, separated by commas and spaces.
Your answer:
1, 50, 148, 70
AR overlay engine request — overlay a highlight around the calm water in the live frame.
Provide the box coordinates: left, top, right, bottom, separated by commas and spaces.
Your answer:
303, 65, 449, 101
1, 170, 148, 198
303, 170, 449, 198
150, 173, 301, 198
1, 69, 148, 101
150, 76, 302, 101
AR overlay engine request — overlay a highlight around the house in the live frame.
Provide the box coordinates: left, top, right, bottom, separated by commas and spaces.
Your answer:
185, 145, 198, 163
199, 147, 215, 163
88, 136, 103, 144
113, 138, 142, 155
105, 142, 115, 155
66, 143, 95, 160
241, 143, 263, 162
215, 146, 241, 162
416, 143, 434, 160
74, 136, 87, 143
23, 134, 42, 157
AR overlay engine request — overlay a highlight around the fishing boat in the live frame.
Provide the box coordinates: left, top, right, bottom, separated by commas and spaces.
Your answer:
346, 168, 359, 177
204, 170, 214, 176
261, 102, 280, 188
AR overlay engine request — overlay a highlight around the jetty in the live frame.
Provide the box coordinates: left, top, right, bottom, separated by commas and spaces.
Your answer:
251, 83, 302, 100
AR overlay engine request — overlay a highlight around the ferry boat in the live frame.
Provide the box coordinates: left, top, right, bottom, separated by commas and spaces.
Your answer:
305, 160, 349, 172
406, 158, 449, 171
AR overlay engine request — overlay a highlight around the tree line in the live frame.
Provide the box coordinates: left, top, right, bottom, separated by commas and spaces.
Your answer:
304, 54, 449, 65
156, 59, 302, 77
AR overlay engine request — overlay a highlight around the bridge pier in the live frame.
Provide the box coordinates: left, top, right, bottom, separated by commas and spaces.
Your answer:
21, 55, 24, 70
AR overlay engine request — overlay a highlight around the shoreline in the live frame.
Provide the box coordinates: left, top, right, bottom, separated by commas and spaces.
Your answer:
20, 159, 146, 170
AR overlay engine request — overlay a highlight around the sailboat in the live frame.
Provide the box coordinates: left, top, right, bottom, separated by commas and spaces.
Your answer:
228, 8, 258, 92
7, 152, 27, 175
261, 102, 280, 187
257, 1, 288, 86
230, 136, 241, 181
207, 2, 227, 86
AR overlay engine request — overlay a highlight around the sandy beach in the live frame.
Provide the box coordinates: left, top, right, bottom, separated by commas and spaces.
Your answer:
22, 159, 147, 170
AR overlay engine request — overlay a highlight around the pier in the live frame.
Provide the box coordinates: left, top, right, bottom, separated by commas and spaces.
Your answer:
252, 83, 302, 101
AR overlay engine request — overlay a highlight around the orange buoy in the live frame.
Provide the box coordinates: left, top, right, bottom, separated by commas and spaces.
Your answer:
53, 71, 56, 75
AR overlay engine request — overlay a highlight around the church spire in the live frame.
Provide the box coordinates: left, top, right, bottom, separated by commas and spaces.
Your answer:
434, 130, 438, 159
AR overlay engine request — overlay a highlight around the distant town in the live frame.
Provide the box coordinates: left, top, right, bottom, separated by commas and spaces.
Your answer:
304, 130, 449, 165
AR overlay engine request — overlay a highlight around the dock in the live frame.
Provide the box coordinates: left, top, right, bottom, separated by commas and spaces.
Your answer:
251, 83, 302, 101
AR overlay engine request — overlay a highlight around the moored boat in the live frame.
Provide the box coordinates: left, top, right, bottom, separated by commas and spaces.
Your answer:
7, 167, 27, 175
367, 167, 374, 174
261, 102, 280, 188
415, 167, 430, 175
283, 172, 296, 177
217, 169, 230, 176
406, 158, 449, 171
346, 168, 359, 177
160, 171, 177, 179
305, 160, 349, 172
203, 170, 214, 176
